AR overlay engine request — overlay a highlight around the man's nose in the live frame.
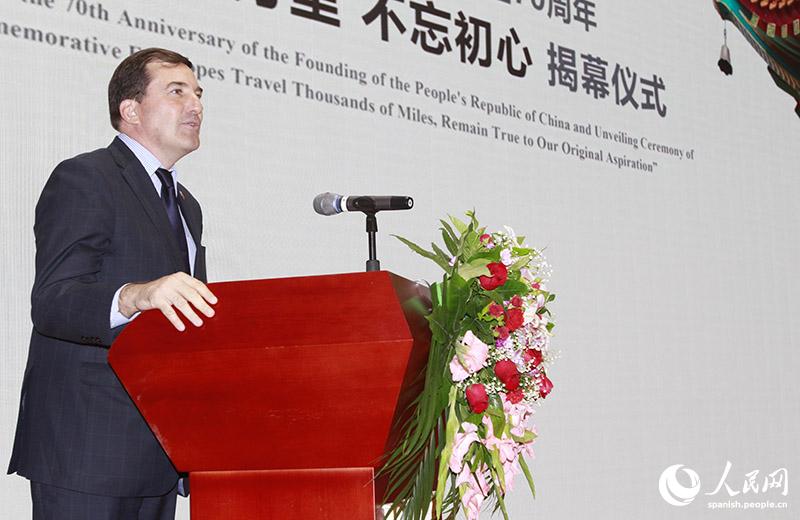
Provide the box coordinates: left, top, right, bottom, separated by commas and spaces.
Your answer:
188, 94, 203, 115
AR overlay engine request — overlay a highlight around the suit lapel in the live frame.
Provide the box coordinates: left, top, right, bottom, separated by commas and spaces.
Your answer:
176, 185, 201, 247
109, 138, 186, 273
177, 185, 205, 278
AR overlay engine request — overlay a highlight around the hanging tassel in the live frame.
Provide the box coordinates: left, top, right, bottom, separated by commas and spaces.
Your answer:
718, 22, 733, 75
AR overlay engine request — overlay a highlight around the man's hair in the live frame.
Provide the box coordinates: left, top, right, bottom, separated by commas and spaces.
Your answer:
108, 48, 193, 131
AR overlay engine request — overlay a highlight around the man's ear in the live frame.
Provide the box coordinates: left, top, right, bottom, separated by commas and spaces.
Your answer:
119, 99, 139, 125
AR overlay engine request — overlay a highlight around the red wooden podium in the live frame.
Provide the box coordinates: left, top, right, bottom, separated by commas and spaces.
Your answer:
108, 271, 430, 519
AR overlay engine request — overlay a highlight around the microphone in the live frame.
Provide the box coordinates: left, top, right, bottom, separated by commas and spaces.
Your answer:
313, 192, 414, 215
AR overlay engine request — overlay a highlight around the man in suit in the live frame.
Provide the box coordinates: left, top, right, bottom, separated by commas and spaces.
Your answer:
7, 48, 218, 520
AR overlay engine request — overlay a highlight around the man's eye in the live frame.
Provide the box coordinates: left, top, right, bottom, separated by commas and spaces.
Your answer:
171, 88, 183, 95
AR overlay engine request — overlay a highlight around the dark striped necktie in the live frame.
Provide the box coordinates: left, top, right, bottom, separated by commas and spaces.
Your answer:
155, 168, 191, 275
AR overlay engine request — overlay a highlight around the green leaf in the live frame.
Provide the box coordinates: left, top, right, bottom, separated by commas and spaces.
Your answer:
466, 210, 479, 228
457, 258, 491, 280
468, 250, 501, 263
490, 448, 505, 491
440, 219, 458, 241
510, 429, 537, 444
443, 274, 470, 315
394, 234, 433, 257
469, 296, 493, 321
463, 413, 482, 427
485, 399, 506, 436
426, 311, 449, 341
489, 466, 510, 520
509, 254, 532, 272
440, 220, 459, 255
431, 282, 443, 306
487, 280, 530, 301
449, 214, 468, 234
394, 235, 452, 271
431, 242, 453, 268
435, 387, 459, 518
518, 455, 537, 499
461, 229, 483, 261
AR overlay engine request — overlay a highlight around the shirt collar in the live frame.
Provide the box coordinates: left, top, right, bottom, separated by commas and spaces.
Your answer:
117, 133, 179, 194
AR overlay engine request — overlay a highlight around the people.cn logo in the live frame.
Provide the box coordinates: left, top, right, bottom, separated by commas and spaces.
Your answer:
659, 464, 702, 507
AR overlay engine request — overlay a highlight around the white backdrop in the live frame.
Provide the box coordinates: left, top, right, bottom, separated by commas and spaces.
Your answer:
1, 1, 798, 518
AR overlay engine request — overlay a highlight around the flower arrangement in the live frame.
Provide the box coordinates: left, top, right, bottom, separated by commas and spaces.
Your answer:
382, 212, 556, 520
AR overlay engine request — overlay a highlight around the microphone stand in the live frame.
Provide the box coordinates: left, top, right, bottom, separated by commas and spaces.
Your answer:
365, 211, 380, 272
313, 194, 414, 272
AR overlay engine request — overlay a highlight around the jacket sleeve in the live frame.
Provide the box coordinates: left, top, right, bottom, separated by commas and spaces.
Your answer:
30, 157, 121, 347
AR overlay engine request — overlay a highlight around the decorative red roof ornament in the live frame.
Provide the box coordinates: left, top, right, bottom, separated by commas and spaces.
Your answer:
714, 0, 800, 117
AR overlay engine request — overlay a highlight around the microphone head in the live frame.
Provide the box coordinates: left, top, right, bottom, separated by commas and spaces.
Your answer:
313, 192, 343, 216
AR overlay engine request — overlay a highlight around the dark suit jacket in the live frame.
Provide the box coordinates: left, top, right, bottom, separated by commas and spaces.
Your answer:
7, 137, 207, 497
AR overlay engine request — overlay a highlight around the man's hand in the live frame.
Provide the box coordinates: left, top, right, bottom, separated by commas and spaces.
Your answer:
118, 272, 218, 331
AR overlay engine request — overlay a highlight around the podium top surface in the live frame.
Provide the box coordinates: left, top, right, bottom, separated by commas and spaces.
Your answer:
113, 271, 421, 355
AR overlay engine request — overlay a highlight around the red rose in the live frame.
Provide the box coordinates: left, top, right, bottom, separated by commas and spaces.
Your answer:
479, 262, 508, 291
479, 233, 492, 243
495, 326, 509, 340
494, 360, 520, 391
488, 302, 504, 318
505, 308, 524, 331
466, 383, 489, 413
506, 388, 524, 404
539, 373, 553, 398
523, 348, 543, 368
510, 295, 523, 308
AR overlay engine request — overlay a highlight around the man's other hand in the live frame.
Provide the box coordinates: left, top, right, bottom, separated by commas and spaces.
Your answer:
118, 272, 218, 331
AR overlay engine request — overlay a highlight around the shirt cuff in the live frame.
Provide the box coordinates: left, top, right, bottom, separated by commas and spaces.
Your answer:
110, 284, 140, 328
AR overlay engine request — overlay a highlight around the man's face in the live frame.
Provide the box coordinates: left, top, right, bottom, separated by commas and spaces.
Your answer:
130, 61, 203, 167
